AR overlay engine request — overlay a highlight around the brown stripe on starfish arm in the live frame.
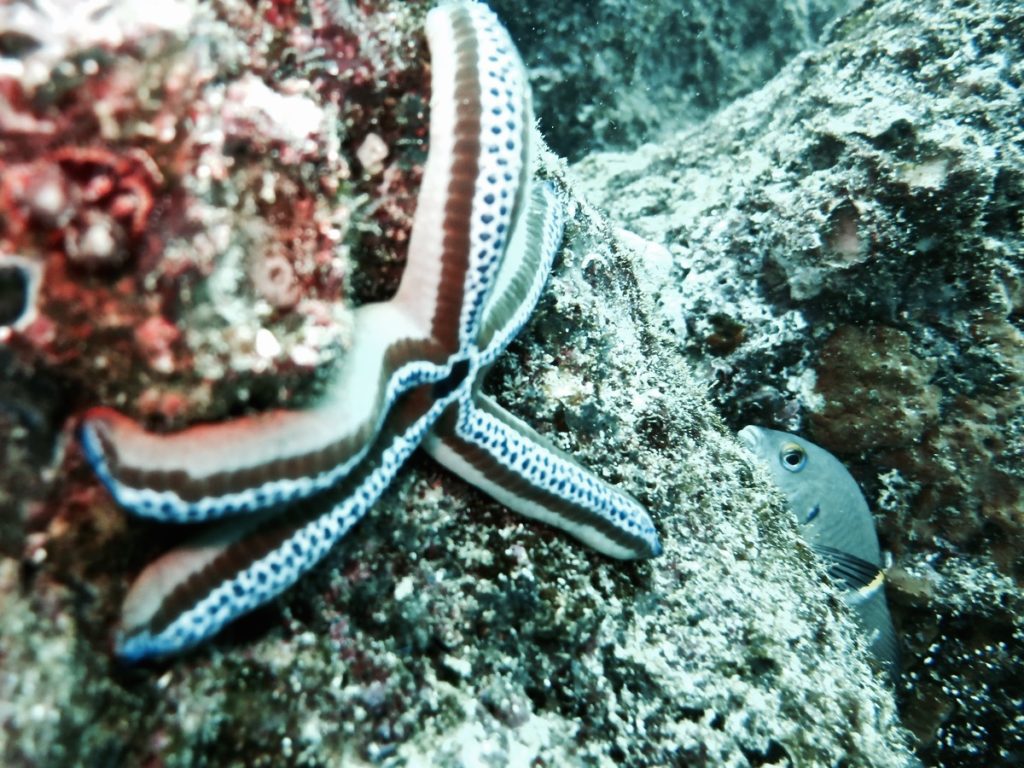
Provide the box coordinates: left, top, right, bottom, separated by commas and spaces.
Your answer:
80, 308, 450, 521
118, 511, 274, 641
116, 360, 468, 661
395, 1, 532, 354
422, 394, 662, 560
116, 495, 341, 660
85, 407, 379, 501
393, 3, 480, 352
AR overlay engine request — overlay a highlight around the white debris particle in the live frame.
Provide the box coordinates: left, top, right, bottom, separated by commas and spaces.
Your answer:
290, 344, 319, 368
226, 73, 325, 147
542, 367, 593, 403
394, 575, 416, 601
442, 654, 472, 679
70, 219, 118, 264
356, 133, 389, 175
255, 327, 282, 359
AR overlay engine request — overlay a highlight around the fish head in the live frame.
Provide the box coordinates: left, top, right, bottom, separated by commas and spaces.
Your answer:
737, 425, 876, 559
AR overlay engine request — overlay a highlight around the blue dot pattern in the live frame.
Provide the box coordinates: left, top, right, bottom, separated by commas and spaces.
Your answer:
81, 358, 455, 524
455, 2, 530, 353
117, 362, 476, 660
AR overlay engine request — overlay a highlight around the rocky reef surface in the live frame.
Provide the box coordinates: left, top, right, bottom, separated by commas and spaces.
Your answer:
490, 0, 857, 160
576, 0, 1024, 765
2, 0, 1016, 765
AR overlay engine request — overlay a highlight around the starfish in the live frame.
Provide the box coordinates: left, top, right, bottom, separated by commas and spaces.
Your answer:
78, 1, 662, 661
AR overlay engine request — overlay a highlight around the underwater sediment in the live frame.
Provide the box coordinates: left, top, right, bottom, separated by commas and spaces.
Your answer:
1, 0, 1019, 765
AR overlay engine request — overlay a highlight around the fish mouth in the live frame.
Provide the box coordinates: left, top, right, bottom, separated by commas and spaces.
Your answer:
736, 425, 762, 452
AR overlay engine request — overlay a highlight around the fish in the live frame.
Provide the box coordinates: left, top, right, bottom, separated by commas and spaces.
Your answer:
737, 425, 900, 680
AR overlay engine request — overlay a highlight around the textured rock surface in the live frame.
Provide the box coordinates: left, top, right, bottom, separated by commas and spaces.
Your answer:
8, 0, 1012, 765
0, 0, 428, 554
577, 0, 1024, 764
1, 176, 915, 763
490, 0, 857, 160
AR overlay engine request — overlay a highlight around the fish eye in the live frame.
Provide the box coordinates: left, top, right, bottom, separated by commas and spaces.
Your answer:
779, 442, 807, 472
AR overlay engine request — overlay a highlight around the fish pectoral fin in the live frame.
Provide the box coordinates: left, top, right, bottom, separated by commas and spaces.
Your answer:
811, 544, 884, 594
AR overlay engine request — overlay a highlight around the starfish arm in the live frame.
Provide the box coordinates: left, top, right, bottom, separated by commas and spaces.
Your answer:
476, 180, 564, 367
396, 1, 534, 353
116, 496, 362, 661
115, 368, 473, 660
80, 310, 453, 523
422, 393, 662, 560
80, 4, 536, 524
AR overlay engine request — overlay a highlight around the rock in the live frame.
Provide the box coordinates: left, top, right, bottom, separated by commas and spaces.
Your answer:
577, 0, 1024, 763
491, 0, 858, 160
